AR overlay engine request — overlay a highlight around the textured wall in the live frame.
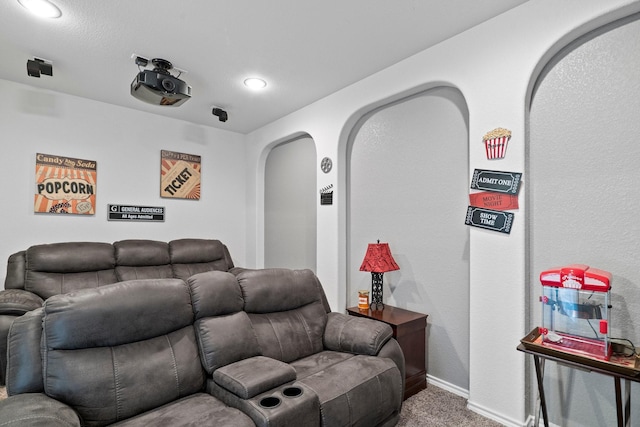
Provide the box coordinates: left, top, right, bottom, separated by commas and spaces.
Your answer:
0, 79, 248, 277
264, 136, 317, 270
348, 87, 470, 390
529, 13, 640, 426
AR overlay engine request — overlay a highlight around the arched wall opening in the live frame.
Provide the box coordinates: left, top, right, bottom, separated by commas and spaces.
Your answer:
527, 12, 640, 426
347, 86, 471, 392
264, 134, 317, 271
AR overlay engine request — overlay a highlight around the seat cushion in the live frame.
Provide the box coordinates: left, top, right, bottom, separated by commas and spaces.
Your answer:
289, 351, 355, 381
111, 393, 255, 427
297, 355, 402, 427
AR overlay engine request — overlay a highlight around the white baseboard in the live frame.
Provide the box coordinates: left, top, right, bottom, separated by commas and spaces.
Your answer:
466, 399, 528, 427
524, 414, 562, 427
427, 374, 530, 427
426, 374, 469, 399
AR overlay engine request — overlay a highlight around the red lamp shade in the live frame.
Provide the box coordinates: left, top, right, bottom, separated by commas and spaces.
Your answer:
359, 242, 399, 273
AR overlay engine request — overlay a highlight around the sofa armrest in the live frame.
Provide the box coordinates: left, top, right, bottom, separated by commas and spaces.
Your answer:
0, 393, 81, 426
0, 289, 43, 316
213, 356, 296, 399
324, 312, 393, 356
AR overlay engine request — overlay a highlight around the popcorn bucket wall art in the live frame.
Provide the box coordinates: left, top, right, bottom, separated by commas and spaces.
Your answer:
160, 150, 201, 200
483, 127, 512, 160
34, 153, 97, 214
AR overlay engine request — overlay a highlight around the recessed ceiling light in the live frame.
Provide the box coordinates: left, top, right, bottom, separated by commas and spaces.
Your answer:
244, 78, 267, 90
18, 0, 62, 18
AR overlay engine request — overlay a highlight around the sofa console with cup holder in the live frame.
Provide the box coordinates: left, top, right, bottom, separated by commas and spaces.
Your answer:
0, 266, 405, 426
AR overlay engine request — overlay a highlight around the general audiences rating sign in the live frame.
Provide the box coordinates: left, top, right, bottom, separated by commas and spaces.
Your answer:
108, 205, 165, 222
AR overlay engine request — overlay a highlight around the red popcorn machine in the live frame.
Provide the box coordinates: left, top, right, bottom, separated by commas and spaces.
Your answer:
539, 264, 612, 360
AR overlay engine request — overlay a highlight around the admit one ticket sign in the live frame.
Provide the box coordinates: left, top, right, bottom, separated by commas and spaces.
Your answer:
465, 168, 521, 234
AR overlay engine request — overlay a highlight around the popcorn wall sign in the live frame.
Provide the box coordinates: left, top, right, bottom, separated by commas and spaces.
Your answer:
34, 153, 97, 215
483, 127, 511, 160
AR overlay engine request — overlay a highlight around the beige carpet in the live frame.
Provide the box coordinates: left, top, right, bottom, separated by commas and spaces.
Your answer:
1, 384, 502, 426
397, 385, 503, 427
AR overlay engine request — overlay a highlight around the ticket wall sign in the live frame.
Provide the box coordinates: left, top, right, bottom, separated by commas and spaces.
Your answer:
470, 169, 522, 195
108, 204, 165, 222
468, 191, 519, 211
160, 150, 201, 200
34, 153, 97, 215
465, 206, 514, 234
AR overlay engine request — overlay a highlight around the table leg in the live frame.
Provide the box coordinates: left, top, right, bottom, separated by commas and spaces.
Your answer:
624, 379, 631, 427
614, 377, 623, 427
533, 355, 549, 427
534, 358, 546, 427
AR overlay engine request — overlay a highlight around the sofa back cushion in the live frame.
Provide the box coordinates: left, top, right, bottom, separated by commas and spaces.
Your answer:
188, 271, 260, 373
169, 239, 234, 280
114, 239, 173, 281
236, 269, 327, 363
42, 279, 204, 427
24, 242, 118, 299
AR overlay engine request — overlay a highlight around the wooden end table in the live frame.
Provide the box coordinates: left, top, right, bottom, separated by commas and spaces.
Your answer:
347, 305, 428, 400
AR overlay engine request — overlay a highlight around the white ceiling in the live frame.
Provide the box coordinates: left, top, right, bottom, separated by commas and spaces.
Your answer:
0, 0, 527, 134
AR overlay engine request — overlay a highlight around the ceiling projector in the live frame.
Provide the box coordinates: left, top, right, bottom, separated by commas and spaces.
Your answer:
130, 58, 191, 107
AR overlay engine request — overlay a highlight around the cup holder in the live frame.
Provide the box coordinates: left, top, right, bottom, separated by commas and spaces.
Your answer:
259, 396, 281, 408
282, 386, 303, 398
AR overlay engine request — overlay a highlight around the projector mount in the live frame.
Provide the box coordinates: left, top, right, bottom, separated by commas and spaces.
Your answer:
132, 54, 186, 77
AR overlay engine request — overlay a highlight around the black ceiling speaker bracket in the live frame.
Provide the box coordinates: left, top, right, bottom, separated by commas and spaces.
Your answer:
27, 58, 53, 78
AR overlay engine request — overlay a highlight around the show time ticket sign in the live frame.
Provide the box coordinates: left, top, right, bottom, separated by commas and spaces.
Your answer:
34, 153, 97, 215
108, 205, 165, 222
465, 206, 514, 234
470, 169, 522, 195
160, 150, 201, 200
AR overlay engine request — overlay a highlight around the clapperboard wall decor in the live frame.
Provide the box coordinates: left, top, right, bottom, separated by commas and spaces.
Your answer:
320, 184, 333, 205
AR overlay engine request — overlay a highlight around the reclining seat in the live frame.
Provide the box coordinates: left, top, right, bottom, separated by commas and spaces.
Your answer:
189, 270, 321, 427
235, 268, 404, 427
0, 278, 254, 427
0, 242, 118, 384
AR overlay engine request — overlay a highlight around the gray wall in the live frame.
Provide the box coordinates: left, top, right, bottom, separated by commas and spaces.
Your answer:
348, 87, 470, 391
264, 136, 317, 270
529, 13, 640, 426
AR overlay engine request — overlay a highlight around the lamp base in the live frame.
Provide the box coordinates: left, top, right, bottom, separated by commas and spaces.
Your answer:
370, 272, 384, 311
370, 301, 384, 311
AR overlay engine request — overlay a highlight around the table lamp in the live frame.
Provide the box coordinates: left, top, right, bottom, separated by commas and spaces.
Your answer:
359, 240, 399, 310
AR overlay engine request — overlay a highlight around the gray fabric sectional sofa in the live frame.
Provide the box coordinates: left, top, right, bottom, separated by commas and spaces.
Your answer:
0, 238, 235, 385
0, 240, 405, 426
